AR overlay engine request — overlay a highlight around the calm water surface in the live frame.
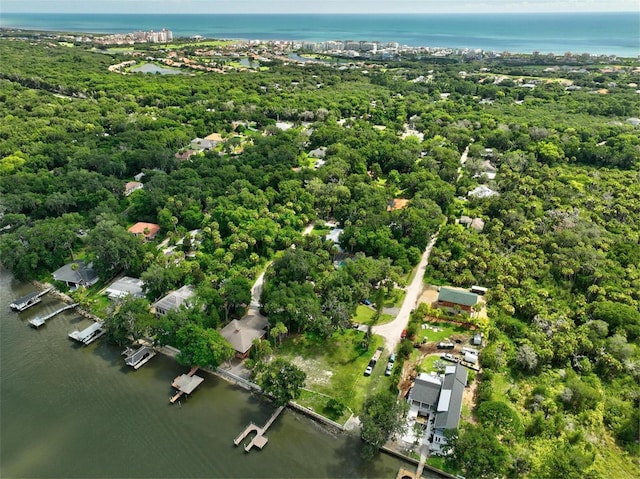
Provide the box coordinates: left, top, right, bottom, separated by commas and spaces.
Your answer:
129, 63, 185, 74
0, 268, 415, 478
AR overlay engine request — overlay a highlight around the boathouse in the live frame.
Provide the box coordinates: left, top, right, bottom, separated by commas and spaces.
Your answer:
10, 289, 50, 312
69, 322, 105, 345
122, 344, 156, 369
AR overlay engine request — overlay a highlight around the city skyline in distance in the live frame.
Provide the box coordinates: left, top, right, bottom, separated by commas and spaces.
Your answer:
3, 0, 638, 14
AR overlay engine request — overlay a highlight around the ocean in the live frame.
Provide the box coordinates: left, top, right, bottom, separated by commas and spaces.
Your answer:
1, 12, 639, 57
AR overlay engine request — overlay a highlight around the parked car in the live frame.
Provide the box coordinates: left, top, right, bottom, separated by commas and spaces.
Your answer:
362, 299, 372, 306
389, 353, 396, 363
364, 365, 373, 376
401, 329, 407, 339
441, 353, 458, 362
437, 342, 455, 349
385, 362, 393, 376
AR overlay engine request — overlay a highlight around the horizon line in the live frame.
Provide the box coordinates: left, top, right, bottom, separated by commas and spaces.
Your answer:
3, 10, 637, 15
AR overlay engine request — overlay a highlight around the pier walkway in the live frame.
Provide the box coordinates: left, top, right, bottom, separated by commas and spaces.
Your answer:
29, 303, 78, 328
10, 289, 51, 312
234, 405, 285, 452
170, 366, 203, 403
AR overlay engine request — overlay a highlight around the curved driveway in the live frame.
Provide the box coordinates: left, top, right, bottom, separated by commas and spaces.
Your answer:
372, 231, 440, 353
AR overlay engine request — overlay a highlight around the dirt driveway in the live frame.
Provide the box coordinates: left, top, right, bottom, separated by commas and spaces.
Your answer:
372, 231, 440, 353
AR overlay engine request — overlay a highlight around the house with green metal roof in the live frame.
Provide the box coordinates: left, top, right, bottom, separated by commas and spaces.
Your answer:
436, 287, 478, 314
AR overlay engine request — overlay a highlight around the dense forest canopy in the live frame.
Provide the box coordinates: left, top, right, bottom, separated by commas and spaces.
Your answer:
0, 34, 638, 478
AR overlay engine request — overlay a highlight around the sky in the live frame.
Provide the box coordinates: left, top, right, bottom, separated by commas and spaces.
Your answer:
2, 0, 638, 14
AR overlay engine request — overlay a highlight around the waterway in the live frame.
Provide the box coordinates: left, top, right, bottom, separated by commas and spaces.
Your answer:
0, 268, 429, 478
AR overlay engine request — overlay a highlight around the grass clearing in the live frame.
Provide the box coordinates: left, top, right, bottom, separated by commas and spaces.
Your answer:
415, 320, 469, 344
353, 305, 376, 324
277, 330, 391, 416
419, 354, 441, 373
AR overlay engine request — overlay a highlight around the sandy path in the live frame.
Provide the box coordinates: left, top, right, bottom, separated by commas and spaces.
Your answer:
372, 231, 439, 353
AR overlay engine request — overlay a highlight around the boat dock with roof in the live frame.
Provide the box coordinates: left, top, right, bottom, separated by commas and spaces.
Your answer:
68, 322, 105, 345
122, 344, 156, 369
170, 366, 203, 403
10, 289, 51, 312
29, 303, 78, 328
234, 405, 285, 452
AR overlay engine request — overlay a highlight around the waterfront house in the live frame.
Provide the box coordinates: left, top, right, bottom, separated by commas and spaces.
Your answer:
431, 364, 468, 453
406, 364, 468, 454
52, 261, 99, 289
152, 285, 196, 316
105, 276, 145, 300
220, 313, 270, 359
408, 373, 442, 414
128, 222, 161, 241
436, 287, 479, 315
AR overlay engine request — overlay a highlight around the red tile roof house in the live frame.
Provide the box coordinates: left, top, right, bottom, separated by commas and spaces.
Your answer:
128, 222, 161, 241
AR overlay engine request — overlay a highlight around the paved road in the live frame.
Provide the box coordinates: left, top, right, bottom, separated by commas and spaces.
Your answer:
372, 231, 440, 353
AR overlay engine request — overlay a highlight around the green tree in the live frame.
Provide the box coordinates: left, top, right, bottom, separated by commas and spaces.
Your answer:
476, 400, 524, 438
444, 424, 509, 479
258, 359, 306, 406
104, 296, 154, 346
269, 321, 288, 347
86, 220, 144, 279
174, 323, 234, 369
219, 275, 252, 322
360, 391, 407, 459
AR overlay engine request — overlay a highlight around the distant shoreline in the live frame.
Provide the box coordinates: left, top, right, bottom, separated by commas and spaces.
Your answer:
2, 27, 638, 61
2, 12, 638, 57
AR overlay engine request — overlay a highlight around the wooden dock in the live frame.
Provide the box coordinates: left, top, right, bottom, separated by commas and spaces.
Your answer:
68, 321, 105, 345
10, 289, 51, 312
169, 366, 202, 403
29, 303, 78, 328
234, 405, 285, 452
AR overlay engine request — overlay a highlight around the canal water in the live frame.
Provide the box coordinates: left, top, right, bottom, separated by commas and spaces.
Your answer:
0, 268, 415, 479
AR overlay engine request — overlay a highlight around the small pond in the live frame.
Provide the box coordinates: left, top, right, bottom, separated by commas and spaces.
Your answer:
129, 63, 184, 75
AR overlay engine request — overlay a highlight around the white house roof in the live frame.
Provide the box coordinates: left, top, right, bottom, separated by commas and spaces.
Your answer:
468, 185, 499, 198
153, 285, 195, 313
105, 276, 145, 299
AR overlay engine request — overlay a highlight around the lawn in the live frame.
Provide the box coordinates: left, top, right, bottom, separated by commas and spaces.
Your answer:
353, 305, 394, 326
414, 320, 470, 344
419, 354, 442, 374
277, 330, 394, 419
